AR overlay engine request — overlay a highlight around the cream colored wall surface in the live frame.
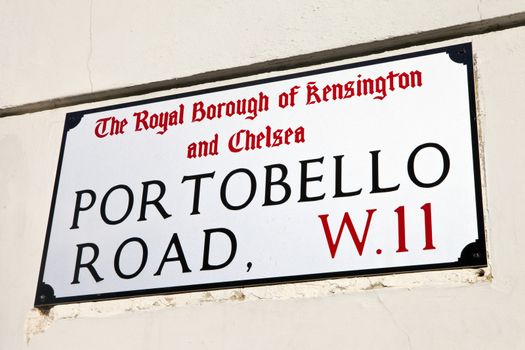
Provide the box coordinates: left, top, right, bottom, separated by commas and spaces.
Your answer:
1, 0, 525, 109
1, 2, 525, 349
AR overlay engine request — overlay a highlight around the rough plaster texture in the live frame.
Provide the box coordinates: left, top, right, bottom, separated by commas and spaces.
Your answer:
1, 0, 525, 109
1, 2, 525, 349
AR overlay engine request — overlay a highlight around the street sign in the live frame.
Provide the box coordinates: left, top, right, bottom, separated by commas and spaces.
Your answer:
35, 43, 486, 306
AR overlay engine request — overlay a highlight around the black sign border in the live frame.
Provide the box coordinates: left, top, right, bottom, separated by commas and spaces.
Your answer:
35, 43, 487, 307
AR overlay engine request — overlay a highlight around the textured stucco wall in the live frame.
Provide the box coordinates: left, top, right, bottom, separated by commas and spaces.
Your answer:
1, 0, 525, 109
1, 1, 525, 349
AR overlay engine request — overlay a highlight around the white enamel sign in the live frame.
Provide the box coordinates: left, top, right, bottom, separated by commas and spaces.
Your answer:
36, 44, 486, 306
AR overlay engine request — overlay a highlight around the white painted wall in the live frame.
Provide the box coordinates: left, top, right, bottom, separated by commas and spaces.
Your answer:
1, 1, 525, 349
2, 0, 525, 109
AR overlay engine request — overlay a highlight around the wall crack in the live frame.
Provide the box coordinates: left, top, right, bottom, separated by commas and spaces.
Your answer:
373, 291, 413, 350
